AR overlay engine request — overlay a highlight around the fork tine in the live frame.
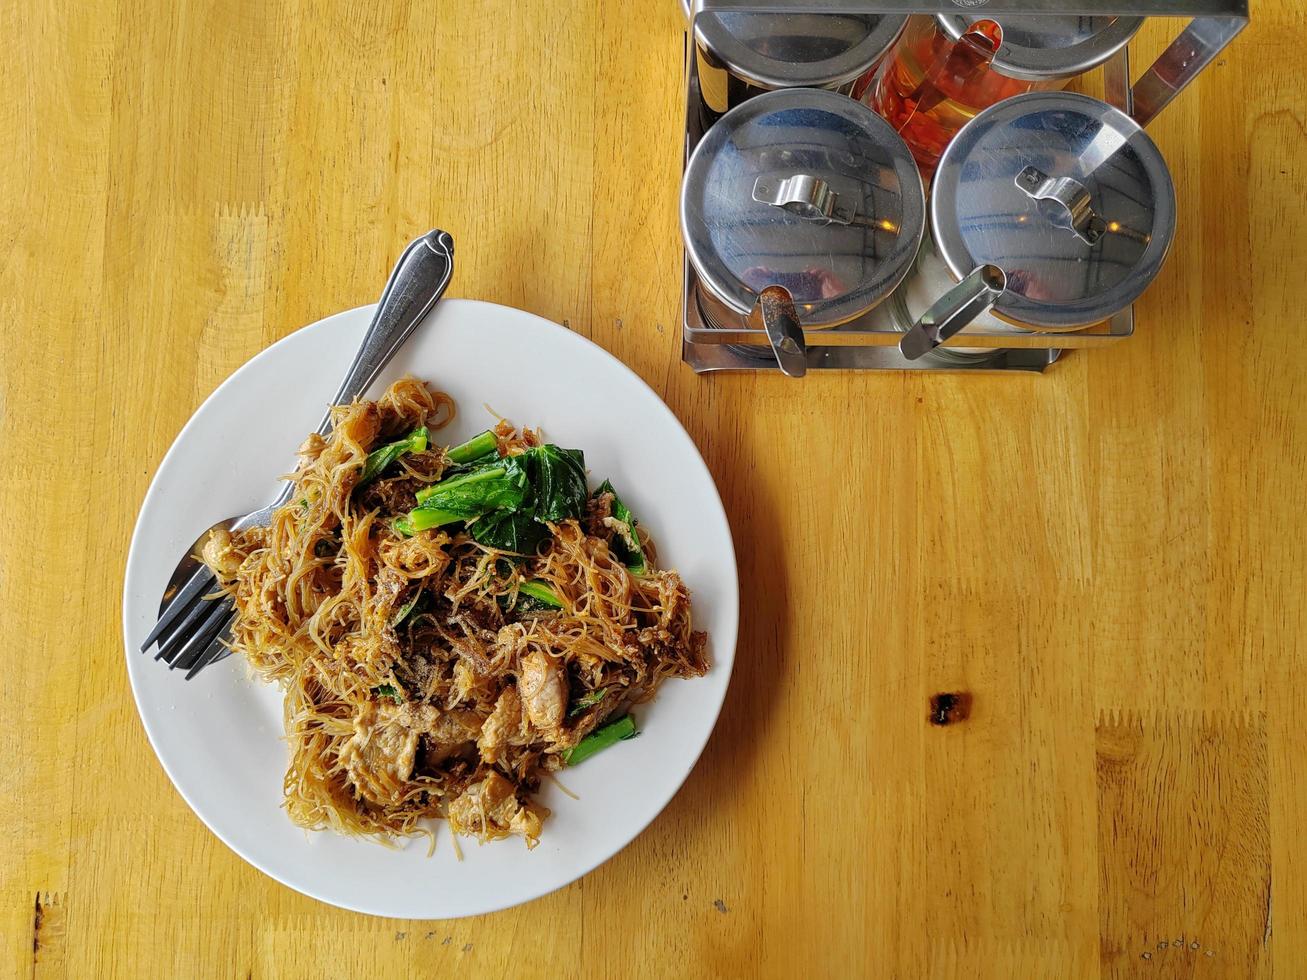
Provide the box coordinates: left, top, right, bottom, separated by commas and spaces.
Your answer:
167, 600, 235, 672
185, 629, 234, 680
153, 588, 226, 663
140, 564, 218, 652
180, 609, 236, 677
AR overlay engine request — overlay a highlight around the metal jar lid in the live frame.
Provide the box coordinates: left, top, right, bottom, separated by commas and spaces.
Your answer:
695, 11, 908, 89
930, 91, 1176, 331
936, 14, 1142, 81
682, 89, 925, 329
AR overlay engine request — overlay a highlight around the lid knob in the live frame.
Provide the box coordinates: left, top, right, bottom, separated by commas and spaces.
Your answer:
752, 174, 856, 225
1015, 166, 1106, 245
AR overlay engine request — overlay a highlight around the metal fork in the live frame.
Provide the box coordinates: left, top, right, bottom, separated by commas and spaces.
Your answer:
140, 229, 455, 679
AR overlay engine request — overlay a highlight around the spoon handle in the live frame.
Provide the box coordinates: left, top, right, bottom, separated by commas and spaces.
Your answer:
265, 229, 455, 508
321, 229, 456, 427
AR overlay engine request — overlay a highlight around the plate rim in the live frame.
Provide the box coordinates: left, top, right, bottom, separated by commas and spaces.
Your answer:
121, 298, 739, 918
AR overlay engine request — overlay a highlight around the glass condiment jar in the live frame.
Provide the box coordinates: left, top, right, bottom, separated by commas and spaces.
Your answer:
691, 8, 908, 120
869, 14, 1142, 175
681, 88, 925, 377
894, 91, 1177, 364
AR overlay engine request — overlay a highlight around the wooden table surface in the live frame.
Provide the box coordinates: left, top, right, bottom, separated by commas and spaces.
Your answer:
4, 2, 1304, 977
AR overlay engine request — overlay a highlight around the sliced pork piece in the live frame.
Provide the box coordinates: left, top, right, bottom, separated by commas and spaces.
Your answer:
338, 702, 419, 806
478, 687, 530, 763
396, 702, 482, 746
519, 649, 567, 734
296, 431, 326, 464
201, 527, 242, 579
446, 770, 547, 847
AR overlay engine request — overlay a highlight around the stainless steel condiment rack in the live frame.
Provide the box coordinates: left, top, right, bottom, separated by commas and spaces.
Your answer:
680, 0, 1249, 373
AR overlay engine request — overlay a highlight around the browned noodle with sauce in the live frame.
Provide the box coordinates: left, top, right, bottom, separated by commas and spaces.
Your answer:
201, 376, 708, 848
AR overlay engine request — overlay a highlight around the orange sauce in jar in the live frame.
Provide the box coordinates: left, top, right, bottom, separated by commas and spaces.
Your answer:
869, 17, 1064, 176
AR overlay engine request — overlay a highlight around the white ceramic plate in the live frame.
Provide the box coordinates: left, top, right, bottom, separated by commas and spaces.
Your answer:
122, 299, 738, 919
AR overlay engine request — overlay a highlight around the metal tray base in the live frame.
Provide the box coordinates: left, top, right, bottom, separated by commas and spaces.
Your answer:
682, 337, 1062, 373
681, 260, 1062, 373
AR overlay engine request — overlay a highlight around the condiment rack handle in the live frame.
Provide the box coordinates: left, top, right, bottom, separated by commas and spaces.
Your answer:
1129, 15, 1249, 127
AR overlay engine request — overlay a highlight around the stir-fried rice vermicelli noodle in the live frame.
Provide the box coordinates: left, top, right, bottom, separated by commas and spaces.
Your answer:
201, 377, 708, 849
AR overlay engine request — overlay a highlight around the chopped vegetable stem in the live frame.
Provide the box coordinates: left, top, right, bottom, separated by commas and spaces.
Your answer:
408, 507, 464, 531
596, 480, 647, 575
359, 427, 429, 487
568, 687, 607, 717
415, 464, 509, 504
391, 588, 424, 626
518, 580, 563, 609
447, 429, 499, 464
564, 715, 637, 766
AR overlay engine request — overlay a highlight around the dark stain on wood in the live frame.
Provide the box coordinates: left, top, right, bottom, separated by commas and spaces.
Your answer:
31, 890, 66, 973
32, 892, 44, 955
929, 691, 972, 726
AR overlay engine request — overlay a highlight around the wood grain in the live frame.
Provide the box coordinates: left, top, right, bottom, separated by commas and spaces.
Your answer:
1096, 710, 1270, 977
2, 2, 1304, 978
